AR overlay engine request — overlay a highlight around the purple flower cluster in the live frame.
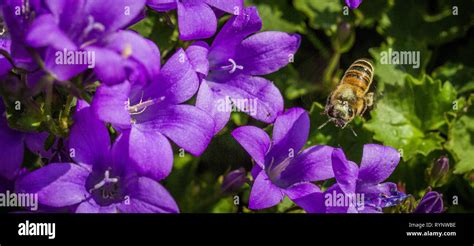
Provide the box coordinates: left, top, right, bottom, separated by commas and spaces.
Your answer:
233, 108, 407, 213
0, 0, 425, 214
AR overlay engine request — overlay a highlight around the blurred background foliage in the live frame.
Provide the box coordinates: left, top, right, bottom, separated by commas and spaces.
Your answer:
130, 0, 474, 213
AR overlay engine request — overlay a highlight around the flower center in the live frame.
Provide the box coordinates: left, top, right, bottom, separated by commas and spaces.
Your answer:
126, 95, 166, 116
266, 156, 293, 186
221, 58, 244, 74
89, 170, 123, 204
80, 15, 105, 48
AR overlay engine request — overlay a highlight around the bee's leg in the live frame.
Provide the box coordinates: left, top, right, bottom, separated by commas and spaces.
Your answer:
321, 93, 333, 115
365, 92, 374, 107
360, 92, 374, 115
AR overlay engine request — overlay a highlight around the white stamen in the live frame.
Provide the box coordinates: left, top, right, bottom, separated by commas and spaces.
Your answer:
224, 59, 244, 74
127, 93, 166, 116
89, 170, 119, 193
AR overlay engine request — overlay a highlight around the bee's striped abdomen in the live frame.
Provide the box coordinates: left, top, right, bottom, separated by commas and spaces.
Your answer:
340, 59, 374, 93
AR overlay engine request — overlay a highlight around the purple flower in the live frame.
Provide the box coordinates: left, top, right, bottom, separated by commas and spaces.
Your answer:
147, 0, 244, 40
22, 0, 159, 85
0, 0, 45, 72
232, 108, 334, 212
193, 7, 300, 134
0, 30, 13, 76
345, 0, 362, 9
91, 48, 215, 181
15, 104, 179, 213
414, 191, 444, 213
321, 145, 406, 213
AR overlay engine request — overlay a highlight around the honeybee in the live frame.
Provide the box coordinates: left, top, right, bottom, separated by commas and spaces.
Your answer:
320, 58, 375, 130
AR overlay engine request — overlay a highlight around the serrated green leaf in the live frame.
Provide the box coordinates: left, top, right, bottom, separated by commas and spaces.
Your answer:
446, 95, 474, 174
364, 75, 457, 160
369, 39, 431, 87
432, 63, 474, 94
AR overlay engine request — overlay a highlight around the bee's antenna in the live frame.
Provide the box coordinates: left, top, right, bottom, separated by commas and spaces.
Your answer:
348, 125, 358, 137
318, 119, 332, 130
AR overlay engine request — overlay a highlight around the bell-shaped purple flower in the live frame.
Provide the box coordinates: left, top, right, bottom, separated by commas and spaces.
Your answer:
232, 108, 335, 212
15, 104, 179, 213
193, 7, 300, 134
414, 191, 444, 213
0, 0, 46, 72
19, 0, 159, 85
147, 0, 243, 40
91, 48, 215, 182
319, 145, 407, 213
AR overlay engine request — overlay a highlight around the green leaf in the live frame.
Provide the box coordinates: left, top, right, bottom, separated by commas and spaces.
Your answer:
364, 75, 457, 160
293, 0, 342, 35
432, 63, 474, 94
445, 95, 474, 174
129, 10, 179, 59
369, 39, 431, 87
247, 0, 307, 33
377, 0, 474, 46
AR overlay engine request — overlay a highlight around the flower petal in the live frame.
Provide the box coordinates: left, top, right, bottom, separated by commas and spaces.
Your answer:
103, 30, 161, 81
133, 105, 215, 156
209, 6, 262, 66
147, 0, 177, 11
279, 145, 335, 185
85, 0, 146, 32
212, 75, 284, 124
69, 107, 111, 167
177, 1, 217, 40
92, 81, 132, 129
248, 170, 284, 210
231, 126, 271, 167
118, 177, 179, 213
0, 121, 24, 180
358, 144, 400, 185
15, 163, 90, 208
145, 49, 199, 104
128, 126, 173, 181
345, 0, 363, 9
84, 46, 129, 85
42, 46, 89, 81
25, 14, 76, 50
186, 41, 210, 76
235, 31, 301, 76
285, 182, 325, 213
76, 199, 118, 213
205, 0, 243, 14
196, 80, 231, 134
332, 148, 358, 195
267, 108, 309, 166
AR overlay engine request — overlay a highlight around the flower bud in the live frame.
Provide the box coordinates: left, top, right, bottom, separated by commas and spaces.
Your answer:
429, 156, 449, 186
221, 168, 248, 195
337, 22, 352, 44
345, 0, 363, 10
414, 191, 444, 213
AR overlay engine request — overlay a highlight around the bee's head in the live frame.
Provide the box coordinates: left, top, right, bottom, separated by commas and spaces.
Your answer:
326, 100, 355, 128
